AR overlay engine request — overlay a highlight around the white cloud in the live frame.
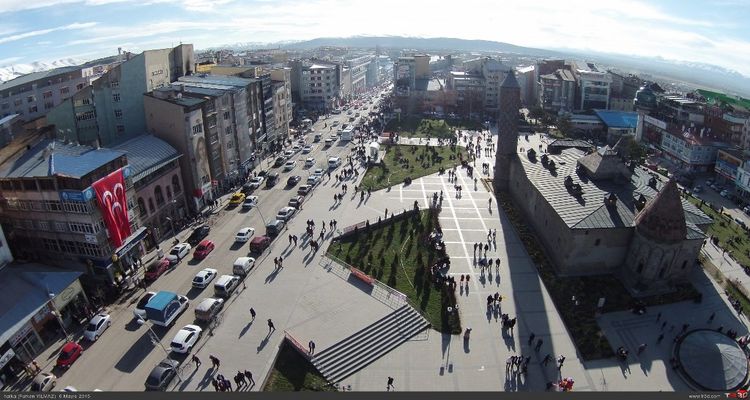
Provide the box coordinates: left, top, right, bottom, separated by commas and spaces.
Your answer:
0, 22, 97, 45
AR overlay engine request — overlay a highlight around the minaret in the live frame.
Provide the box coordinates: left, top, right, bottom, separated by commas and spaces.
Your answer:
494, 70, 521, 192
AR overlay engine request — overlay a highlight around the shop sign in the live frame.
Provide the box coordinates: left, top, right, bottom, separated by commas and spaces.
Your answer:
9, 323, 33, 347
0, 348, 15, 369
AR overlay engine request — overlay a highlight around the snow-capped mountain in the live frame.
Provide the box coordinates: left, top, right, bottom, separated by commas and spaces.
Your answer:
0, 58, 84, 83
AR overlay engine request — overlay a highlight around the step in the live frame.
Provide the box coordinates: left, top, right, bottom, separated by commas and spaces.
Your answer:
313, 305, 414, 366
313, 304, 411, 363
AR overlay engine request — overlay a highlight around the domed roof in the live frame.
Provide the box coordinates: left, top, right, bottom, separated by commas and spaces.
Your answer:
677, 329, 749, 391
634, 179, 687, 243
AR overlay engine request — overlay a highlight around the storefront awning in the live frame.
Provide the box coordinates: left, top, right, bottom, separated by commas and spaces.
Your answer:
115, 226, 148, 258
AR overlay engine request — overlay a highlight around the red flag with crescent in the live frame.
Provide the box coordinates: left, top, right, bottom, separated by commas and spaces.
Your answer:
92, 168, 131, 247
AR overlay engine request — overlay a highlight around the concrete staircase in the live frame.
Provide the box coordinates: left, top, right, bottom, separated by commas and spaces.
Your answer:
312, 304, 430, 383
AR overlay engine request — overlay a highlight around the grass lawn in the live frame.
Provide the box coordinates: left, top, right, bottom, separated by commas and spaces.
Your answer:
359, 144, 468, 191
385, 116, 483, 138
687, 196, 750, 267
498, 192, 701, 360
328, 209, 462, 334
263, 343, 336, 392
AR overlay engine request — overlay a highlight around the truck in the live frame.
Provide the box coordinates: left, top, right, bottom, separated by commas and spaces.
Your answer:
144, 291, 189, 327
340, 126, 354, 141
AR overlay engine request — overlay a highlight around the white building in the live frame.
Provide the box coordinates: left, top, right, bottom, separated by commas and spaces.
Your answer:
515, 65, 538, 106
572, 62, 612, 111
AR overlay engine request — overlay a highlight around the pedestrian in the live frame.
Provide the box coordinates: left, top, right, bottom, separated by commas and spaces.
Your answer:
528, 332, 536, 345
505, 357, 512, 373
249, 307, 256, 320
387, 376, 394, 391
268, 319, 275, 333
638, 343, 647, 354
661, 321, 667, 330
289, 234, 293, 245
234, 373, 242, 389
274, 256, 278, 267
210, 355, 220, 369
657, 333, 665, 343
244, 370, 255, 386
309, 340, 316, 355
319, 230, 324, 241
293, 235, 298, 246
225, 378, 233, 391
535, 338, 543, 352
558, 355, 566, 369
542, 354, 552, 366
708, 312, 715, 323
278, 256, 283, 268
656, 312, 662, 321
211, 378, 219, 391
192, 354, 201, 367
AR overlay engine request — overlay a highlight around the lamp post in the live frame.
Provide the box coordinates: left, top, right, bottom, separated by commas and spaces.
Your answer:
136, 317, 182, 380
48, 293, 70, 341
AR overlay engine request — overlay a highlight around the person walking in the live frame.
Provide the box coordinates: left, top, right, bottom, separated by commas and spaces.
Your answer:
557, 355, 566, 370
542, 354, 552, 366
387, 376, 395, 391
244, 370, 255, 386
309, 340, 316, 355
708, 312, 716, 323
528, 332, 536, 345
535, 338, 544, 352
191, 354, 201, 367
657, 333, 665, 343
210, 355, 220, 369
249, 308, 256, 321
211, 378, 220, 391
638, 343, 647, 354
268, 319, 275, 333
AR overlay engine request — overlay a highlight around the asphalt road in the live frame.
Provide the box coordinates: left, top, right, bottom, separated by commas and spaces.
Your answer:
50, 86, 391, 391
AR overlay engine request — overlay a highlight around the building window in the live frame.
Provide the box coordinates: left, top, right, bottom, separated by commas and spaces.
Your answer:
148, 198, 155, 213
225, 126, 232, 135
60, 87, 69, 95
166, 186, 172, 200
43, 91, 53, 99
75, 110, 95, 121
114, 109, 123, 119
27, 95, 35, 103
54, 221, 67, 232
155, 186, 164, 206
28, 106, 37, 113
44, 102, 54, 110
138, 197, 147, 216
223, 111, 230, 120
192, 124, 203, 134
14, 99, 22, 107
172, 175, 181, 194
111, 80, 119, 88
37, 220, 50, 231
113, 93, 121, 102
227, 140, 233, 149
46, 200, 61, 211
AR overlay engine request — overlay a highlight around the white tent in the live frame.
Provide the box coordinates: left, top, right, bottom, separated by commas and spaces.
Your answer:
368, 141, 381, 161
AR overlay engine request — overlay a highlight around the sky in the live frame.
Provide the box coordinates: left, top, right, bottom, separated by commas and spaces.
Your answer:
1, 0, 749, 76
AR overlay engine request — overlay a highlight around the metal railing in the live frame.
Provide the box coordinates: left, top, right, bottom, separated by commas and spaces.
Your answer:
322, 254, 407, 310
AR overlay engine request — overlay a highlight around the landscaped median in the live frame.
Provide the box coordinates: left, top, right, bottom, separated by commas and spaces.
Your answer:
497, 192, 702, 360
359, 144, 468, 191
328, 208, 462, 334
263, 342, 337, 392
385, 116, 483, 139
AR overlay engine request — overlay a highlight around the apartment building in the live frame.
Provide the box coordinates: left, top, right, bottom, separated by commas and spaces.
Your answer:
290, 60, 341, 112
270, 68, 293, 140
539, 69, 576, 112
515, 65, 538, 107
572, 62, 612, 111
47, 44, 194, 147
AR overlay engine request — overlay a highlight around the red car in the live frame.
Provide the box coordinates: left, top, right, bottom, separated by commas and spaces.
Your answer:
193, 240, 215, 260
144, 258, 170, 282
56, 342, 83, 368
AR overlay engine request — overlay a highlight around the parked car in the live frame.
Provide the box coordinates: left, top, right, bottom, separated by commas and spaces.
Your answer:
170, 325, 203, 354
134, 291, 156, 320
214, 275, 240, 298
743, 205, 750, 215
192, 268, 218, 289
292, 145, 302, 153
248, 236, 271, 253
721, 189, 730, 198
166, 243, 191, 264
287, 175, 301, 187
324, 138, 334, 147
193, 239, 215, 260
247, 177, 264, 189
235, 227, 255, 242
276, 206, 296, 222
302, 145, 313, 154
312, 168, 325, 178
56, 342, 83, 368
288, 196, 304, 209
83, 313, 111, 341
232, 257, 256, 276
283, 149, 295, 158
273, 156, 286, 167
297, 185, 312, 196
307, 175, 320, 186
144, 358, 179, 391
194, 298, 224, 322
144, 258, 170, 282
242, 195, 258, 210
31, 373, 56, 392
283, 160, 296, 171
229, 192, 246, 206
187, 225, 210, 246
304, 157, 315, 168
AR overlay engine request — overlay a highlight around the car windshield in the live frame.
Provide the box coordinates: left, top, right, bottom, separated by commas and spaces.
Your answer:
146, 373, 161, 386
197, 245, 205, 251
137, 295, 152, 308
31, 382, 41, 391
60, 349, 73, 359
169, 249, 179, 256
86, 323, 97, 331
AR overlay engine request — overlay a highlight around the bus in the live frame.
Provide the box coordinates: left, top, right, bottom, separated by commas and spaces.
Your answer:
340, 126, 354, 141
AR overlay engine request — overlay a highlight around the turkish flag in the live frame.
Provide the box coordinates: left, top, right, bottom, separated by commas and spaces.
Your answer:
92, 168, 131, 247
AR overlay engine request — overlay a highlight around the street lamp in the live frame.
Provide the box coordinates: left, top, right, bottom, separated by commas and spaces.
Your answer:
48, 293, 70, 341
136, 317, 182, 380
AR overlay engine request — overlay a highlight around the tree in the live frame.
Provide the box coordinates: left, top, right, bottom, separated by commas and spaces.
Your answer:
556, 115, 573, 137
528, 106, 546, 124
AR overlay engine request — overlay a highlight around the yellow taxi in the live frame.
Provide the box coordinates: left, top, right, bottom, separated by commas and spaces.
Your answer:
229, 192, 246, 206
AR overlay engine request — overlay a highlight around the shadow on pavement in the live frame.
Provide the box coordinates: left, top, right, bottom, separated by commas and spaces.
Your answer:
239, 321, 254, 338
114, 331, 158, 373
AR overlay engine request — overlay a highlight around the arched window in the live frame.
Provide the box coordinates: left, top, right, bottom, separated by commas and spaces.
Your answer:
148, 198, 155, 213
166, 185, 172, 200
138, 197, 147, 216
155, 186, 164, 206
172, 174, 181, 194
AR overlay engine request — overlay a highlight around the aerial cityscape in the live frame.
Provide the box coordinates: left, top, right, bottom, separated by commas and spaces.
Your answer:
1, 0, 750, 395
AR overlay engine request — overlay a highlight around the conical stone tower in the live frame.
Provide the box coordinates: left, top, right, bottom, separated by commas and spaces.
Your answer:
494, 70, 520, 192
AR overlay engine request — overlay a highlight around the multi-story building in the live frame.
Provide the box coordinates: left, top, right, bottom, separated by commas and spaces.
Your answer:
346, 55, 372, 96
270, 68, 293, 140
735, 159, 750, 200
143, 91, 214, 213
0, 139, 148, 283
743, 118, 750, 151
393, 55, 430, 93
0, 114, 23, 148
572, 62, 612, 111
608, 70, 642, 111
446, 71, 484, 115
290, 60, 341, 112
660, 127, 728, 172
0, 59, 117, 122
536, 59, 566, 77
539, 69, 576, 112
366, 57, 380, 88
48, 44, 194, 147
176, 75, 265, 171
112, 135, 185, 248
715, 148, 745, 187
515, 65, 538, 107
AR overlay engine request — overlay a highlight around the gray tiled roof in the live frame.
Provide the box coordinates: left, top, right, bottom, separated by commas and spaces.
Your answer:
0, 139, 125, 179
518, 143, 710, 239
112, 135, 180, 182
0, 65, 81, 92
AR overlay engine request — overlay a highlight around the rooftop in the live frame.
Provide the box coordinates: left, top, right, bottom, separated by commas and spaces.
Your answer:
178, 74, 255, 88
148, 88, 206, 108
112, 135, 180, 183
0, 138, 125, 179
0, 65, 82, 92
593, 110, 639, 129
518, 133, 710, 236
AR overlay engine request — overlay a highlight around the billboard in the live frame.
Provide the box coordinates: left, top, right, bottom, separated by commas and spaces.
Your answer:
92, 168, 131, 247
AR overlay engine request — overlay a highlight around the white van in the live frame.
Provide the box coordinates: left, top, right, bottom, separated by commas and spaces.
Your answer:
194, 298, 224, 322
328, 157, 342, 170
232, 257, 256, 277
214, 275, 240, 298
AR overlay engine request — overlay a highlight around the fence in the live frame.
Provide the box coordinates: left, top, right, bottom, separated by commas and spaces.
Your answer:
283, 331, 311, 360
322, 254, 407, 310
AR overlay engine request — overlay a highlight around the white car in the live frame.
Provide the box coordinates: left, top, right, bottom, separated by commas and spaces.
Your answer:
312, 168, 325, 178
170, 325, 203, 354
166, 243, 191, 264
307, 175, 320, 186
83, 313, 111, 341
276, 206, 296, 221
283, 160, 296, 171
247, 177, 264, 189
235, 227, 255, 242
304, 157, 315, 168
134, 292, 156, 320
283, 149, 294, 158
242, 196, 258, 210
192, 268, 218, 289
302, 145, 313, 154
